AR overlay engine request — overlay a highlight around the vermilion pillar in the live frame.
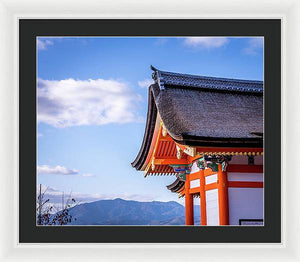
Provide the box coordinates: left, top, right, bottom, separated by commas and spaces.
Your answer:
217, 164, 229, 225
199, 169, 207, 225
185, 174, 194, 225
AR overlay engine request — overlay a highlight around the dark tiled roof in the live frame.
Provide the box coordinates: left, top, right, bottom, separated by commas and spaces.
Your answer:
154, 84, 263, 143
166, 178, 185, 193
132, 67, 263, 170
131, 87, 157, 170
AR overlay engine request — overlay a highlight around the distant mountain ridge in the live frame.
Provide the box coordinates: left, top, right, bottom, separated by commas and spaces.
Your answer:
68, 198, 200, 225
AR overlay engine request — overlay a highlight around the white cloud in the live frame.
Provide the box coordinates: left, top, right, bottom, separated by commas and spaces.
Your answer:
37, 39, 53, 51
38, 165, 96, 178
37, 78, 143, 128
81, 173, 95, 177
183, 37, 229, 49
243, 37, 264, 55
38, 165, 79, 175
138, 79, 153, 88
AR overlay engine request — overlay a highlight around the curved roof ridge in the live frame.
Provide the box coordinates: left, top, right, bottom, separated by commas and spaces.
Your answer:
151, 65, 263, 93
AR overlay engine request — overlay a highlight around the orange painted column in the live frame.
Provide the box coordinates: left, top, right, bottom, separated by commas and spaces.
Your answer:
185, 174, 194, 225
199, 169, 207, 225
217, 164, 229, 225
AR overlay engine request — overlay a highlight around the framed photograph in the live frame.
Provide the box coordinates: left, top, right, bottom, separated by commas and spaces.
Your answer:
1, 0, 300, 261
20, 19, 280, 243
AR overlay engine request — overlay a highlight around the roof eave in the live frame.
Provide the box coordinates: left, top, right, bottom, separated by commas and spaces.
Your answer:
174, 135, 263, 148
131, 84, 158, 170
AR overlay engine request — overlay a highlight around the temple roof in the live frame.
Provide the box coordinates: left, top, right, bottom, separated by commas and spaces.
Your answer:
166, 178, 185, 193
132, 66, 263, 170
151, 65, 263, 94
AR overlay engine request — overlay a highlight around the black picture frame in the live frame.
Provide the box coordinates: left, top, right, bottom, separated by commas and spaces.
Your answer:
19, 19, 281, 243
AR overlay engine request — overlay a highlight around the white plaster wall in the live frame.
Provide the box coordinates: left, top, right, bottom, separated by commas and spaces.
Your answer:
227, 173, 263, 182
228, 188, 264, 225
205, 174, 217, 184
190, 179, 200, 188
206, 189, 219, 226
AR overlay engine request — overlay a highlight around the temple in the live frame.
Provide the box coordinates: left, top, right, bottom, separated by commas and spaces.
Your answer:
132, 66, 264, 226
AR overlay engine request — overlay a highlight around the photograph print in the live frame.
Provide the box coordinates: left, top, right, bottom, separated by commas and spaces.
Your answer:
36, 36, 264, 226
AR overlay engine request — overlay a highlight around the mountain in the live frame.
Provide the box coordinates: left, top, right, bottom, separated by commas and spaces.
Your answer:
68, 198, 200, 225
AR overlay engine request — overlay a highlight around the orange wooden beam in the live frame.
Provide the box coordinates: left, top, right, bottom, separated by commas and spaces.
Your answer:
185, 174, 194, 225
204, 169, 216, 177
199, 169, 207, 226
227, 165, 263, 173
205, 182, 218, 191
154, 159, 188, 165
159, 135, 174, 142
217, 164, 229, 226
189, 172, 201, 180
228, 181, 264, 188
189, 187, 201, 194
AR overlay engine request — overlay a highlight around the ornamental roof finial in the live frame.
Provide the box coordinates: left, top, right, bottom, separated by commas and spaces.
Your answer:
150, 65, 158, 71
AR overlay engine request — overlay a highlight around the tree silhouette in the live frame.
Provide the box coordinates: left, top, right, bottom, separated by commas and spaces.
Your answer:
36, 184, 78, 225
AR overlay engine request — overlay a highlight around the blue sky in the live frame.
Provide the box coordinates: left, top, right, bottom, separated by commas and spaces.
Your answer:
37, 36, 263, 207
